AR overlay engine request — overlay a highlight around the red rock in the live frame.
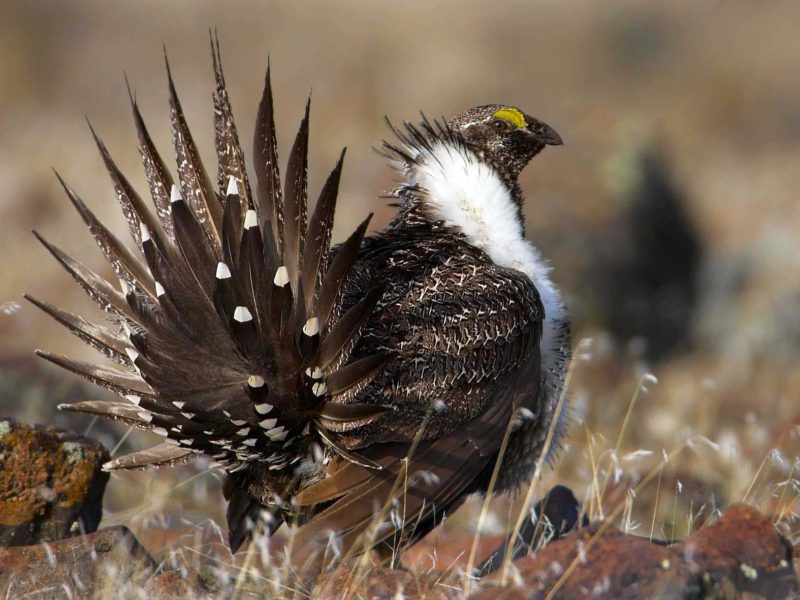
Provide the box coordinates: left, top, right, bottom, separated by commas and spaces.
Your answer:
314, 567, 457, 600
470, 589, 529, 600
143, 569, 212, 599
470, 503, 796, 599
794, 543, 799, 582
0, 526, 155, 598
404, 532, 506, 572
475, 524, 689, 599
0, 417, 109, 546
676, 503, 796, 598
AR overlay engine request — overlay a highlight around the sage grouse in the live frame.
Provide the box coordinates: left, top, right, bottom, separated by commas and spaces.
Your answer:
29, 42, 571, 566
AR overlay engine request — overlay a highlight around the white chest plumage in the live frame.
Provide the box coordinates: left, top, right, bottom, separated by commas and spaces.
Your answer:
408, 141, 567, 386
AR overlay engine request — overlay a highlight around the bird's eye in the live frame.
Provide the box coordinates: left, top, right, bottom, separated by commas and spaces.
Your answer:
491, 119, 509, 131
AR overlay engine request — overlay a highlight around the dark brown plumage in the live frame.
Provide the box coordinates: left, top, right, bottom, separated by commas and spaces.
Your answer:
29, 39, 571, 571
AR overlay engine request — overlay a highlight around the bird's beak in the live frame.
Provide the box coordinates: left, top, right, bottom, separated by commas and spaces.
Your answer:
531, 122, 563, 146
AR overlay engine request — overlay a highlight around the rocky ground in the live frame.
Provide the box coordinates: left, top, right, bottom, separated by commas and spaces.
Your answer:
1, 418, 797, 599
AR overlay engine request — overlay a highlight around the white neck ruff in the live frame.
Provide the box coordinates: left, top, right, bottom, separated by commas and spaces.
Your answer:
407, 141, 566, 376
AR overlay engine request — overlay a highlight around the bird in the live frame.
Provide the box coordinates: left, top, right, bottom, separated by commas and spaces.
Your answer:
598, 146, 701, 361
27, 39, 571, 571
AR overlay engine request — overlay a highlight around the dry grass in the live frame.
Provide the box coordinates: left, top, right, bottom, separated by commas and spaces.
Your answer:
70, 332, 796, 598
1, 1, 799, 597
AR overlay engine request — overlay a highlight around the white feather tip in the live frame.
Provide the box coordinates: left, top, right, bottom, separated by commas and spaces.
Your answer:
248, 375, 265, 388
233, 306, 253, 323
226, 176, 239, 196
244, 209, 258, 230
273, 266, 290, 287
302, 317, 320, 337
216, 262, 232, 280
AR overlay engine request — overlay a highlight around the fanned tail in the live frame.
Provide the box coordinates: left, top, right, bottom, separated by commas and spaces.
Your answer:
29, 41, 389, 551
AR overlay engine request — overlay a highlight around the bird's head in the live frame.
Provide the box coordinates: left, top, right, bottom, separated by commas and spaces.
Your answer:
448, 104, 562, 182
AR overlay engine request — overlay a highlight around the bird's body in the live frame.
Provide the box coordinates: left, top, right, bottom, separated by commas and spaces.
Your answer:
331, 129, 570, 479
30, 42, 570, 567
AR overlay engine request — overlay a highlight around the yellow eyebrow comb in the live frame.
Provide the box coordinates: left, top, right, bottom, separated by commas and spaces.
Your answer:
492, 107, 526, 129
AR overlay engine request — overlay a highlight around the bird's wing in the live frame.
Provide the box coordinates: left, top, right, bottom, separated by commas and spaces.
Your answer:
322, 242, 545, 445
294, 256, 544, 560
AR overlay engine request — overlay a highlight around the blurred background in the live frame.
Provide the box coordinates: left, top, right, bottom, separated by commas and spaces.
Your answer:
1, 0, 798, 570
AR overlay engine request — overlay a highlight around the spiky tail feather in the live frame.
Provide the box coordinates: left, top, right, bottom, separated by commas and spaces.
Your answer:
28, 36, 390, 550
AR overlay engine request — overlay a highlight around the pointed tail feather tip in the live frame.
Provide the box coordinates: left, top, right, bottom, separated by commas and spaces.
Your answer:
226, 176, 239, 196
244, 209, 258, 229
273, 266, 290, 287
216, 262, 232, 279
140, 222, 151, 242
